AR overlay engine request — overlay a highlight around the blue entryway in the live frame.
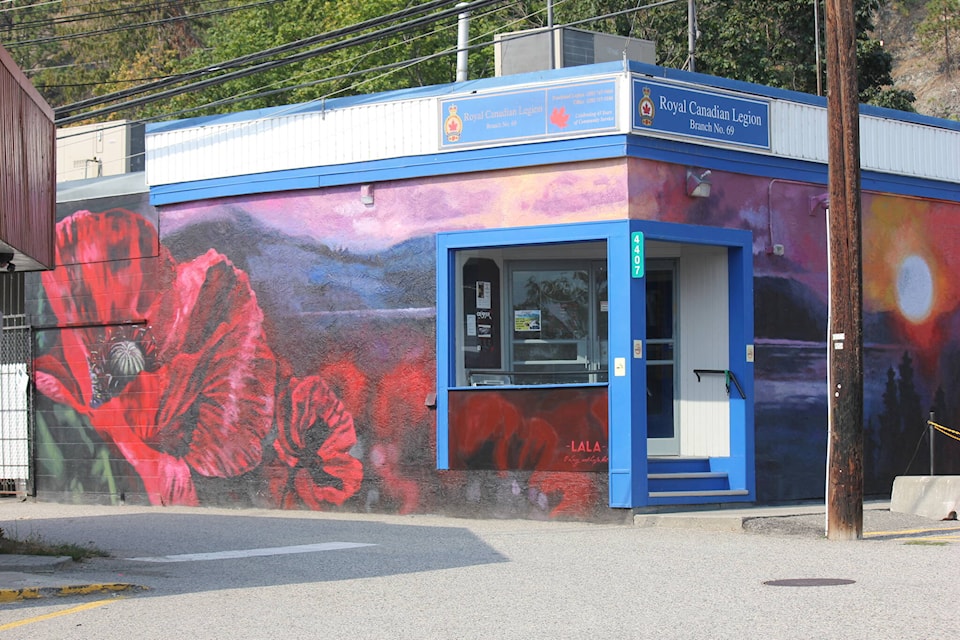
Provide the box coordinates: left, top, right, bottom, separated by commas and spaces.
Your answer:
437, 219, 754, 508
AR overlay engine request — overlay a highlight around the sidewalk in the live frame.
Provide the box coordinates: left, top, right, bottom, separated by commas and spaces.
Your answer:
634, 499, 960, 537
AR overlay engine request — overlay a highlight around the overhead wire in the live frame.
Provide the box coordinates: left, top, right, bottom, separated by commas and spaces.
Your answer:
4, 0, 280, 48
56, 0, 527, 133
54, 0, 477, 117
55, 0, 510, 125
180, 0, 546, 115
1, 0, 225, 27
55, 0, 562, 167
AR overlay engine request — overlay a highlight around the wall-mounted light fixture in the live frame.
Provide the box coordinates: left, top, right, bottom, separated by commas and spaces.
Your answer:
686, 169, 712, 198
808, 192, 829, 216
360, 184, 375, 206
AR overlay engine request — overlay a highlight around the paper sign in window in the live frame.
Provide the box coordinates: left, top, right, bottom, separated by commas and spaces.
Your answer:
514, 310, 541, 332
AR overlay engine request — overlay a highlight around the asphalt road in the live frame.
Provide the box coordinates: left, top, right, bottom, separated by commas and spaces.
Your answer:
0, 501, 957, 639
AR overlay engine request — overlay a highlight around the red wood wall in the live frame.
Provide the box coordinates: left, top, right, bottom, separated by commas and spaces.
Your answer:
0, 44, 55, 268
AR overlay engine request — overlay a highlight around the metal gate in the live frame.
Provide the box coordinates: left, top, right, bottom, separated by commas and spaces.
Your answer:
0, 313, 33, 497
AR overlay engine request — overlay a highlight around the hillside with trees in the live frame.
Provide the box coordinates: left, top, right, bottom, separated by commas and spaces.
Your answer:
0, 0, 955, 125
876, 0, 960, 118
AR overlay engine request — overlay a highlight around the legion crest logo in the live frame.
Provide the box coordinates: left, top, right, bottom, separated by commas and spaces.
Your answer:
444, 105, 464, 143
638, 86, 655, 126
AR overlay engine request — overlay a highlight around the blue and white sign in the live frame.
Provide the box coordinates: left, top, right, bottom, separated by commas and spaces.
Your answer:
631, 231, 644, 279
441, 79, 617, 147
632, 78, 770, 149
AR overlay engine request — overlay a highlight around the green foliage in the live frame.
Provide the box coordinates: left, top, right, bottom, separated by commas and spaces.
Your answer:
2, 0, 920, 121
917, 0, 960, 72
35, 399, 126, 504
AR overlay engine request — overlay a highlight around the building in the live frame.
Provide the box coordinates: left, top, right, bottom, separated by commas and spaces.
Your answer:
55, 121, 145, 183
28, 59, 960, 519
0, 44, 55, 497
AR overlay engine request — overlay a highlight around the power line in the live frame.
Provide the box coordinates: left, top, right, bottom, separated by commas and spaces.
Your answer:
2, 0, 224, 28
55, 0, 554, 163
38, 73, 172, 88
3, 0, 273, 48
55, 0, 508, 125
54, 0, 466, 116
155, 0, 533, 119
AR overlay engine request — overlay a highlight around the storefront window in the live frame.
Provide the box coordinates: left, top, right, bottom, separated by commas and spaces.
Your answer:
460, 248, 607, 386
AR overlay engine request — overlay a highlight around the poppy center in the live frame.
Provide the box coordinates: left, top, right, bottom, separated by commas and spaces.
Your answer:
109, 340, 146, 377
89, 326, 158, 408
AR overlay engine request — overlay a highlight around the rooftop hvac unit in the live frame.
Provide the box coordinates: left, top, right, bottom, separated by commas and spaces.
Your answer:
494, 27, 656, 77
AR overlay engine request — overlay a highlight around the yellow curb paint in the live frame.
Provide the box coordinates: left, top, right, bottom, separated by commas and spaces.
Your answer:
865, 526, 960, 538
0, 588, 41, 603
0, 598, 116, 631
57, 583, 138, 597
0, 583, 143, 603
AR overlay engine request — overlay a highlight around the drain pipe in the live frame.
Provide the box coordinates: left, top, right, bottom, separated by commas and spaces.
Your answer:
456, 2, 470, 82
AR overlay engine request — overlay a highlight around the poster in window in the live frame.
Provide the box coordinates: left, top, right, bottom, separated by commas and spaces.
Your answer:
476, 281, 491, 310
463, 258, 500, 370
514, 309, 541, 332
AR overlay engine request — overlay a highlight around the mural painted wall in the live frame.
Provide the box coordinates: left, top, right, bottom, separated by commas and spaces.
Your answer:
30, 158, 960, 519
625, 160, 960, 500
30, 161, 628, 520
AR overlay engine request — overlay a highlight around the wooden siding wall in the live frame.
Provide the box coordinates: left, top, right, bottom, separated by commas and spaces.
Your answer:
0, 44, 55, 268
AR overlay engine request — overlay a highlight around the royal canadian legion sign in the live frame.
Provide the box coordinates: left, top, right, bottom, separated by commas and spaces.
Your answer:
633, 77, 770, 150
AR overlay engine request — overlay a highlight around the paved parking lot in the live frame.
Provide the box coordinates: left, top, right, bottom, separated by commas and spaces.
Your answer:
0, 500, 956, 639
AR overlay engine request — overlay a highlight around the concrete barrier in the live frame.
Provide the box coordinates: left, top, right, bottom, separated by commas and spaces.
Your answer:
890, 476, 960, 520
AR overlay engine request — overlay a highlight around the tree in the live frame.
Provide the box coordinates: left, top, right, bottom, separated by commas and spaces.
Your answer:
3, 0, 211, 120
4, 0, 917, 121
917, 0, 960, 74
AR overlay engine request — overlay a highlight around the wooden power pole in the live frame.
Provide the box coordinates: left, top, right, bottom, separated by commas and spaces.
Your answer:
825, 0, 864, 540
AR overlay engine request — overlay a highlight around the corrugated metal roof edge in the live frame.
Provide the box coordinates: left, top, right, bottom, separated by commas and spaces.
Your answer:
148, 133, 960, 208
144, 60, 960, 135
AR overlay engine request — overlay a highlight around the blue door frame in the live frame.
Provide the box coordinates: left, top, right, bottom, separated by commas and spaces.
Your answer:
436, 219, 754, 508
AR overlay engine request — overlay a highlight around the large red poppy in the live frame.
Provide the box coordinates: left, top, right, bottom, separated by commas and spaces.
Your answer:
267, 373, 363, 508
34, 209, 277, 505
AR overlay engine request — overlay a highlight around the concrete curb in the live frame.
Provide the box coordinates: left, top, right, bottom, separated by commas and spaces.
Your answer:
633, 513, 747, 531
0, 582, 147, 603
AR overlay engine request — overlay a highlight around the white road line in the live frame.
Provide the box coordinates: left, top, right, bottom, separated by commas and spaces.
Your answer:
128, 542, 376, 563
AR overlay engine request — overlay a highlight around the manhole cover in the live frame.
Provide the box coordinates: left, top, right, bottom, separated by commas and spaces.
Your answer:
764, 578, 856, 587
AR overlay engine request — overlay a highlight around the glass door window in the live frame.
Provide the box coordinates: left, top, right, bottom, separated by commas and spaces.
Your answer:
646, 263, 678, 453
508, 262, 606, 385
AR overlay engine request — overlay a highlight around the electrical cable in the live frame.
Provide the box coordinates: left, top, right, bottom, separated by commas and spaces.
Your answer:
54, 0, 522, 136
2, 0, 226, 32
55, 0, 509, 125
54, 0, 554, 166
5, 0, 277, 48
54, 0, 475, 116
153, 4, 527, 120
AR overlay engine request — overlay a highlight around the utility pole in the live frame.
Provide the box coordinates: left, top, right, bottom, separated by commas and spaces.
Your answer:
814, 0, 823, 96
825, 0, 864, 540
687, 0, 697, 72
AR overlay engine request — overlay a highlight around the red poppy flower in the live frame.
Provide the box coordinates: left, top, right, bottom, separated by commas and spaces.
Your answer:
448, 392, 558, 471
267, 373, 363, 508
369, 358, 436, 513
319, 359, 370, 424
34, 209, 277, 505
